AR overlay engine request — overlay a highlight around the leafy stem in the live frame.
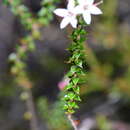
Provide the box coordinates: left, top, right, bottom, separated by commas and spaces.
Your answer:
63, 18, 87, 115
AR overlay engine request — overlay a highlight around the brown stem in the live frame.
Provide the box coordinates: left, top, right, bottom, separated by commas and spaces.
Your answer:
26, 89, 39, 130
67, 114, 78, 130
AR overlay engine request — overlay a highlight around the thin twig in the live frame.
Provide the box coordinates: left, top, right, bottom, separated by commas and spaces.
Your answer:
95, 0, 103, 6
67, 114, 78, 130
26, 89, 39, 130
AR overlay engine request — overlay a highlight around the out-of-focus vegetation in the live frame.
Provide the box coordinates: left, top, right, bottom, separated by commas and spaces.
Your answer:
0, 0, 130, 130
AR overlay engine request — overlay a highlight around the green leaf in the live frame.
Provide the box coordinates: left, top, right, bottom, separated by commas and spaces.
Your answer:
72, 78, 79, 85
67, 109, 75, 114
64, 92, 76, 101
75, 95, 81, 101
63, 104, 69, 110
66, 83, 73, 90
73, 86, 80, 94
70, 66, 77, 74
68, 102, 79, 109
76, 60, 83, 68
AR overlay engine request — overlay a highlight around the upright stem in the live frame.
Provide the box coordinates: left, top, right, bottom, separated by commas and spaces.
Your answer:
68, 114, 78, 130
63, 20, 87, 129
26, 89, 39, 130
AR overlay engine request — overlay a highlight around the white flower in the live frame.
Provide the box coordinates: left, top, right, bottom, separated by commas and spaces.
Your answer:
54, 0, 79, 29
77, 0, 103, 24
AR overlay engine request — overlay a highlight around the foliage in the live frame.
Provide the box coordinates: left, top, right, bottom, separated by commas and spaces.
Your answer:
63, 19, 87, 114
37, 96, 71, 130
1, 0, 130, 130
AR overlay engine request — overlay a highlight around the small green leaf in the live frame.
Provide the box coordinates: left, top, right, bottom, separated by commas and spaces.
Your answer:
63, 104, 69, 110
73, 86, 80, 94
77, 60, 83, 68
70, 66, 77, 74
66, 83, 73, 90
68, 102, 79, 109
75, 96, 82, 101
72, 78, 79, 85
65, 92, 76, 100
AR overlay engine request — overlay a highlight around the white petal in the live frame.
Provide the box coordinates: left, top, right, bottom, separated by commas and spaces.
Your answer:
67, 0, 75, 10
54, 9, 68, 17
89, 5, 103, 15
60, 17, 70, 29
87, 0, 95, 5
77, 0, 86, 5
70, 18, 78, 28
74, 5, 83, 14
83, 12, 91, 24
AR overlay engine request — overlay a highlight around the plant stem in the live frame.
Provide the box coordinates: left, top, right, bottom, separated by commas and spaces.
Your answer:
63, 18, 87, 130
67, 114, 78, 130
26, 88, 39, 130
63, 22, 87, 114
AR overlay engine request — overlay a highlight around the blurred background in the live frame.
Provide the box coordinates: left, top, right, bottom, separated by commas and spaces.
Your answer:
0, 0, 130, 130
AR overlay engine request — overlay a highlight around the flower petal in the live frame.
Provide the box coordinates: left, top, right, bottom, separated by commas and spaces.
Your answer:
83, 12, 91, 24
74, 5, 83, 14
77, 0, 86, 5
87, 0, 94, 5
78, 0, 94, 5
54, 9, 68, 17
70, 18, 78, 28
60, 17, 70, 29
90, 5, 103, 15
67, 0, 75, 10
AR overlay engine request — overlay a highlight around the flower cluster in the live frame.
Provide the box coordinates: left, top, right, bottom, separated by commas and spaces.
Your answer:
54, 0, 103, 29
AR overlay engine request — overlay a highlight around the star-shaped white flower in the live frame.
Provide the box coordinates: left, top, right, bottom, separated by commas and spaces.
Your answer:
77, 0, 103, 24
54, 0, 79, 29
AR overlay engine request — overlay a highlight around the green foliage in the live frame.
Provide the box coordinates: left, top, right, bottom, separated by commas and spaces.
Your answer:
38, 0, 59, 25
3, 0, 59, 83
37, 97, 71, 130
96, 115, 112, 130
63, 20, 87, 114
1, 0, 130, 129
